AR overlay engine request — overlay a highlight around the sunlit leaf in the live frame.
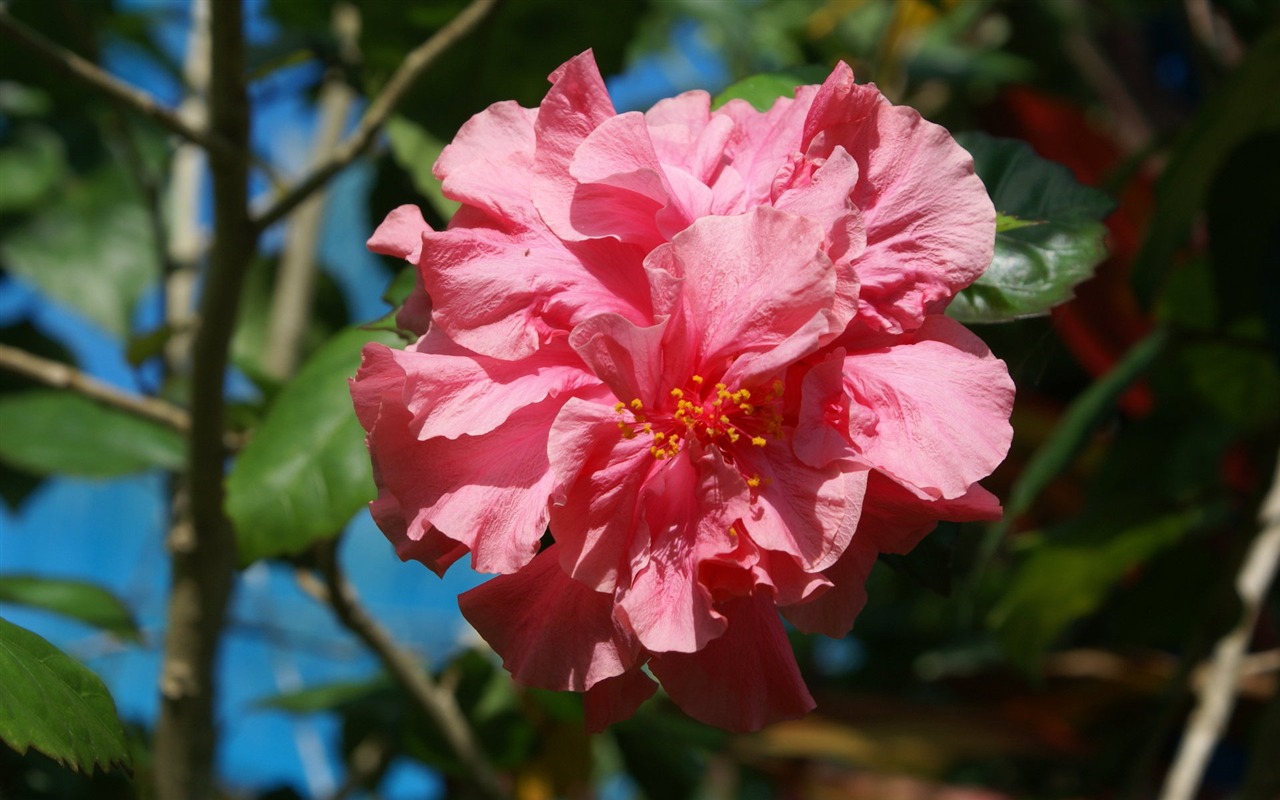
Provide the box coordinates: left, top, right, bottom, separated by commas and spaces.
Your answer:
227, 326, 400, 565
385, 115, 460, 221
0, 618, 131, 773
712, 73, 802, 110
949, 132, 1112, 323
0, 164, 159, 336
0, 391, 184, 477
0, 125, 65, 213
0, 577, 141, 643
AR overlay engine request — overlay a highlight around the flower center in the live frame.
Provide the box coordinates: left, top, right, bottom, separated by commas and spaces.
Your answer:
613, 374, 785, 484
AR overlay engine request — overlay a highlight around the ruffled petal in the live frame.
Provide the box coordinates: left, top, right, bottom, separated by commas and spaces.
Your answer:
352, 345, 562, 575
842, 315, 1014, 500
396, 328, 597, 440
459, 547, 641, 691
778, 532, 877, 639
584, 668, 657, 733
803, 63, 995, 333
650, 592, 815, 732
548, 396, 659, 592
368, 204, 430, 262
435, 100, 540, 224
615, 443, 750, 654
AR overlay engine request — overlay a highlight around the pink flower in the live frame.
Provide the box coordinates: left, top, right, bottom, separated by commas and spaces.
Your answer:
351, 51, 1014, 732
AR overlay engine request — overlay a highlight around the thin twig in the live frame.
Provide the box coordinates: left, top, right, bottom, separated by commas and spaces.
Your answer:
1158, 456, 1280, 800
0, 343, 191, 432
250, 0, 500, 232
301, 541, 508, 800
0, 6, 232, 157
153, 2, 255, 798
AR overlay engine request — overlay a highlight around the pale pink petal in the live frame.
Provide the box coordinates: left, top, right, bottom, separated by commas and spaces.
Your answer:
395, 328, 597, 440
568, 313, 668, 411
802, 65, 995, 332
368, 204, 430, 263
459, 547, 641, 691
533, 50, 617, 242
714, 85, 820, 209
421, 224, 652, 359
650, 592, 815, 732
793, 348, 855, 468
842, 316, 1014, 500
435, 100, 540, 224
547, 396, 659, 592
584, 668, 657, 733
653, 207, 837, 376
615, 444, 750, 654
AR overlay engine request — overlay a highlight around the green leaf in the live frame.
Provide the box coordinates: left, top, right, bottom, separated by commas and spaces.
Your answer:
0, 164, 159, 336
880, 522, 959, 597
712, 73, 802, 111
228, 326, 401, 565
990, 506, 1215, 665
0, 617, 131, 773
385, 115, 460, 221
948, 132, 1113, 323
0, 577, 141, 643
259, 676, 391, 713
0, 391, 185, 477
0, 126, 65, 213
1131, 27, 1280, 307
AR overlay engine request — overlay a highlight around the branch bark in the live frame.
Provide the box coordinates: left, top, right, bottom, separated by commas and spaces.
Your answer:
153, 2, 255, 798
299, 541, 509, 800
250, 0, 500, 232
1158, 455, 1280, 800
0, 6, 232, 156
0, 343, 190, 431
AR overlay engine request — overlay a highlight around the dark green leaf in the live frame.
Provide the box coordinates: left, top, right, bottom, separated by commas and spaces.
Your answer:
880, 522, 959, 597
259, 676, 391, 713
0, 617, 131, 773
227, 326, 401, 565
385, 115, 459, 221
0, 577, 141, 643
613, 705, 726, 800
990, 506, 1216, 665
0, 164, 159, 336
949, 132, 1112, 323
0, 391, 185, 477
1131, 27, 1280, 307
0, 126, 65, 213
125, 324, 174, 367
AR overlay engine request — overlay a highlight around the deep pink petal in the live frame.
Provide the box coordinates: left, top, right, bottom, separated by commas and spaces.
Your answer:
547, 396, 658, 592
459, 547, 641, 691
778, 532, 877, 638
584, 668, 657, 733
842, 315, 1014, 500
615, 443, 751, 654
396, 328, 597, 439
743, 442, 868, 572
650, 592, 815, 732
568, 313, 668, 411
435, 100, 540, 224
353, 345, 562, 575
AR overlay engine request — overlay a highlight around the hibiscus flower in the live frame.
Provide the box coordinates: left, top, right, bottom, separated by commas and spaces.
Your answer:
351, 51, 1014, 732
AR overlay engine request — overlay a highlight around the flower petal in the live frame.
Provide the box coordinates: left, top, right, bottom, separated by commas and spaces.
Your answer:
584, 668, 657, 733
368, 204, 430, 262
435, 100, 540, 224
650, 592, 815, 732
459, 547, 641, 691
803, 63, 995, 333
843, 316, 1014, 500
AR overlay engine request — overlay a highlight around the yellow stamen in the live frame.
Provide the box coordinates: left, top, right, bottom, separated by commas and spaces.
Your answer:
751, 436, 767, 447
630, 398, 643, 410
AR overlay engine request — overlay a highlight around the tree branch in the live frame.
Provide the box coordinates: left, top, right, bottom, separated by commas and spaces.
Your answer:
250, 0, 500, 232
153, 1, 255, 798
0, 6, 233, 157
0, 343, 191, 432
299, 541, 508, 800
1158, 455, 1280, 800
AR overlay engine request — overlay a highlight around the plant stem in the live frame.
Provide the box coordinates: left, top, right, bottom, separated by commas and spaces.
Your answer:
0, 6, 232, 156
1158, 453, 1280, 800
153, 2, 255, 798
251, 0, 501, 232
301, 541, 509, 800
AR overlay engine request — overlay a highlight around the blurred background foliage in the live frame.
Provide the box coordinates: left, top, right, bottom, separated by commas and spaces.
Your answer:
1, 0, 1279, 798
